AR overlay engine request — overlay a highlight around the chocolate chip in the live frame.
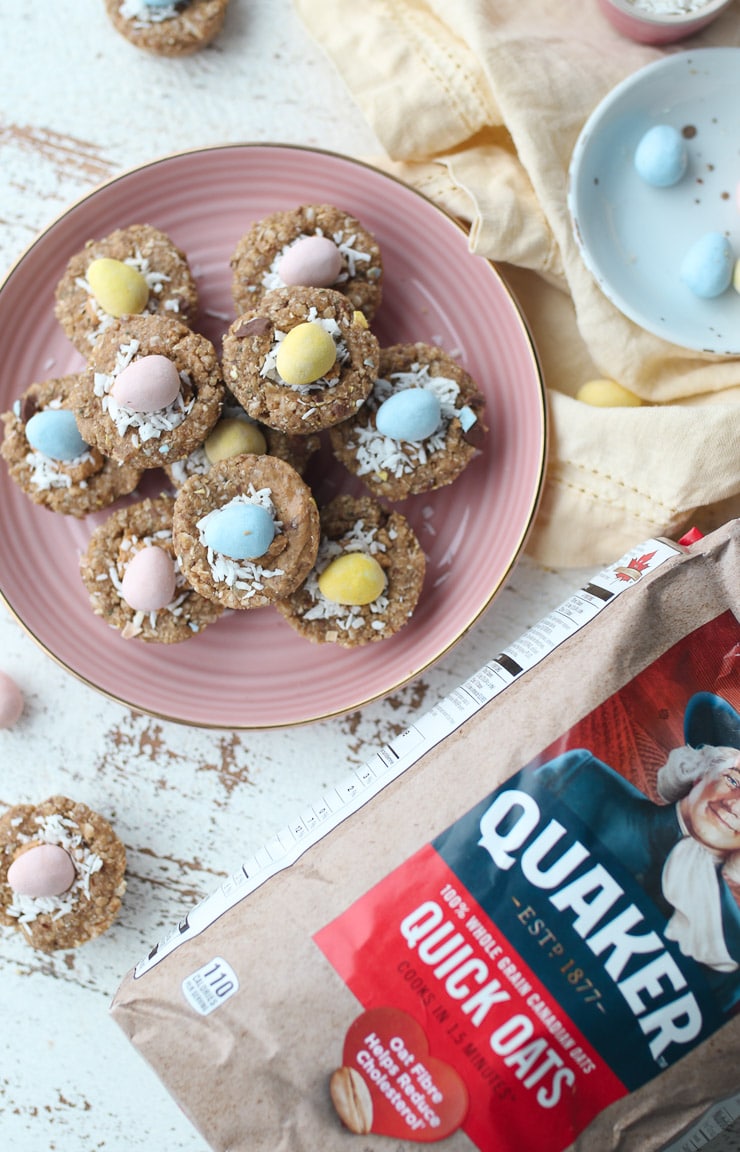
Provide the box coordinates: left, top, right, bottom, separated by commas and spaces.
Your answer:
19, 394, 39, 424
233, 316, 272, 340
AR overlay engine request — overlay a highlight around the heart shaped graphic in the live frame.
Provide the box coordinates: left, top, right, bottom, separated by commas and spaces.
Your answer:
335, 1006, 469, 1142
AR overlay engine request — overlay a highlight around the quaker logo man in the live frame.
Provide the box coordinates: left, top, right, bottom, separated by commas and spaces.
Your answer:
532, 693, 740, 985
451, 691, 740, 1079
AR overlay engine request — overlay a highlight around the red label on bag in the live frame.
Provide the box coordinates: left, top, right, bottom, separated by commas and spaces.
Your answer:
315, 843, 626, 1150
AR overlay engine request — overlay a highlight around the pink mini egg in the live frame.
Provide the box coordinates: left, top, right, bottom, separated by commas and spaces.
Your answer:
0, 671, 23, 729
8, 843, 76, 898
278, 235, 343, 288
111, 354, 181, 413
120, 545, 177, 612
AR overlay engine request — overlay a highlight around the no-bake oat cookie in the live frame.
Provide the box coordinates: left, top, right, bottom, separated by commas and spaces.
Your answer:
230, 204, 383, 321
329, 342, 487, 501
104, 0, 229, 57
54, 223, 198, 355
276, 494, 426, 647
80, 496, 223, 642
71, 314, 224, 469
173, 454, 320, 611
0, 795, 126, 952
0, 374, 142, 516
221, 285, 380, 435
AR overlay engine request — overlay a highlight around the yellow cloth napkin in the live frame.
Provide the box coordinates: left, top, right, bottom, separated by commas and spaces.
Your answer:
294, 0, 740, 566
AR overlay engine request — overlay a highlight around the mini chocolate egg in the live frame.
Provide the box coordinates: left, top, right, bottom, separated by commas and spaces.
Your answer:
25, 408, 89, 461
680, 232, 734, 299
7, 843, 76, 898
203, 502, 276, 560
87, 257, 149, 318
318, 553, 387, 606
278, 236, 343, 288
733, 258, 740, 295
111, 354, 182, 412
121, 545, 177, 612
634, 125, 687, 188
375, 388, 442, 442
276, 322, 337, 386
204, 418, 267, 463
0, 671, 23, 729
576, 379, 643, 407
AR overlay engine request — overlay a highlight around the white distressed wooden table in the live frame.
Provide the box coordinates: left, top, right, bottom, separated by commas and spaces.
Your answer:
0, 2, 595, 1148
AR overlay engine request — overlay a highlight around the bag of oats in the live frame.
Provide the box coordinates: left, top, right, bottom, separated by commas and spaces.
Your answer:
111, 519, 740, 1152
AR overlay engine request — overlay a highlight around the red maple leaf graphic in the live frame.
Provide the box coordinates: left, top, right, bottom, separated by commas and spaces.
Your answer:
615, 551, 656, 582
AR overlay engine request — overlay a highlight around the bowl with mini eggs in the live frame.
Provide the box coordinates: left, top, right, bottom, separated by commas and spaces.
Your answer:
568, 47, 740, 354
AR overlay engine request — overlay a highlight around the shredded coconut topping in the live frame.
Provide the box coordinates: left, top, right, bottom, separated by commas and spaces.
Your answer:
259, 307, 349, 394
351, 363, 460, 478
6, 813, 103, 925
299, 520, 389, 633
196, 489, 284, 596
169, 446, 210, 486
93, 340, 193, 443
78, 247, 175, 344
626, 0, 714, 12
24, 448, 95, 491
119, 0, 183, 26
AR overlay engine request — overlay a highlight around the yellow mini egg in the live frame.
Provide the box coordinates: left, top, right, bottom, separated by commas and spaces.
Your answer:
318, 552, 387, 606
276, 322, 337, 386
576, 379, 643, 408
205, 418, 267, 463
87, 257, 149, 318
733, 258, 740, 295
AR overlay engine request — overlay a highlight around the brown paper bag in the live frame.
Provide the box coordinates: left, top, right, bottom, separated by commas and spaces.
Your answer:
112, 520, 740, 1152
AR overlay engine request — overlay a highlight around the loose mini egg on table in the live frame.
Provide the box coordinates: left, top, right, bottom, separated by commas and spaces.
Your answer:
0, 671, 23, 729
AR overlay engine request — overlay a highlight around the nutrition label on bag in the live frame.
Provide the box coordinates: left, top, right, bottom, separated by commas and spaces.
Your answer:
135, 537, 681, 978
659, 1093, 740, 1152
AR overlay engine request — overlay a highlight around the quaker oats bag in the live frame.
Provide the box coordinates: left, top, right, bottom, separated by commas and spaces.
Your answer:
112, 519, 740, 1152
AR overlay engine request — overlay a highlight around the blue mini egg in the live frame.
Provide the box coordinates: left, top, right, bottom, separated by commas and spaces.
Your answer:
375, 388, 442, 442
634, 125, 687, 188
680, 232, 734, 299
25, 409, 89, 461
203, 502, 276, 561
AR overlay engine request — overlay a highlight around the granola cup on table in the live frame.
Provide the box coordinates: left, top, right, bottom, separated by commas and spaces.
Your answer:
79, 495, 223, 643
230, 203, 383, 322
71, 314, 224, 469
0, 795, 126, 953
329, 342, 487, 501
0, 373, 142, 517
172, 453, 320, 611
103, 0, 230, 58
221, 285, 380, 436
54, 223, 198, 356
276, 494, 426, 648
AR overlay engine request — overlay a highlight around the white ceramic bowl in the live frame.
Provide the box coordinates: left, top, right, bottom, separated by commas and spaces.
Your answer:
597, 0, 734, 45
568, 47, 740, 354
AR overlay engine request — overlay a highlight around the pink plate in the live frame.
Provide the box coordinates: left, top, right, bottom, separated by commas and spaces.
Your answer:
0, 145, 546, 728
